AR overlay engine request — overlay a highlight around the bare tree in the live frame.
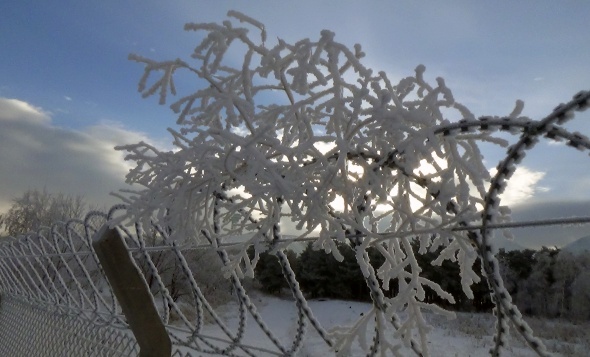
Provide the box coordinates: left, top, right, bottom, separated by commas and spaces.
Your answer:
135, 229, 231, 306
1, 188, 87, 237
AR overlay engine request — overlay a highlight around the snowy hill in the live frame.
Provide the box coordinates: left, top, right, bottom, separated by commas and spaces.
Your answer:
562, 235, 590, 255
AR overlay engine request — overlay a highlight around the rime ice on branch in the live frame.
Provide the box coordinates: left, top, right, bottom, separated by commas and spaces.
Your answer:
116, 10, 590, 356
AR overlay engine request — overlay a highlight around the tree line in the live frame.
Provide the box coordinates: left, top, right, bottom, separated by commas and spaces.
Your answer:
498, 247, 590, 321
252, 240, 493, 312
253, 241, 590, 320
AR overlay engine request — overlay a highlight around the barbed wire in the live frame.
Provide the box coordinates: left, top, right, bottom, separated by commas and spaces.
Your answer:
0, 90, 587, 357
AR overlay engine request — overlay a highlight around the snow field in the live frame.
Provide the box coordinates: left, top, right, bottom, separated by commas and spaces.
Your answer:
193, 293, 589, 356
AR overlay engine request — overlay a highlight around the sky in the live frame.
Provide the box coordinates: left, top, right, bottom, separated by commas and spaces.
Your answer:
1, 1, 589, 248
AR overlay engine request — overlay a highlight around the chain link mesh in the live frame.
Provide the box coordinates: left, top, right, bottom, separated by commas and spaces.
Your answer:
0, 295, 139, 356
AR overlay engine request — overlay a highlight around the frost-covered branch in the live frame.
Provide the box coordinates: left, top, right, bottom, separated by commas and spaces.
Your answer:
117, 10, 590, 356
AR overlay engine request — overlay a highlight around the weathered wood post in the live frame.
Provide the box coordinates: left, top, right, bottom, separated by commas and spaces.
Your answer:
92, 225, 171, 357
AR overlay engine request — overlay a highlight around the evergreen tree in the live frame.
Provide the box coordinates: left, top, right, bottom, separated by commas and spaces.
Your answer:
498, 248, 536, 310
252, 248, 298, 295
522, 247, 560, 317
570, 270, 590, 321
552, 251, 580, 317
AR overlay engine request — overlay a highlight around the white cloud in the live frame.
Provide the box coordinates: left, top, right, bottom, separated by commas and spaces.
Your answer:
0, 97, 157, 213
0, 98, 51, 124
491, 166, 546, 207
547, 140, 565, 146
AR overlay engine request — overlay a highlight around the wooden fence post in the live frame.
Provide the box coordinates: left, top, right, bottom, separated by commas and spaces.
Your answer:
92, 225, 171, 357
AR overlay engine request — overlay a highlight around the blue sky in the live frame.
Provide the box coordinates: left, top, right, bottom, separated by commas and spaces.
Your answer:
1, 1, 589, 247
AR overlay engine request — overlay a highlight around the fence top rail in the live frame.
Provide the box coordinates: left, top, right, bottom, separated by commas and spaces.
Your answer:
2, 215, 590, 259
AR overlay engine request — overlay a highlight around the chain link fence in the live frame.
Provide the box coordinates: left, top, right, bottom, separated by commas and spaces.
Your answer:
0, 296, 138, 357
0, 207, 312, 356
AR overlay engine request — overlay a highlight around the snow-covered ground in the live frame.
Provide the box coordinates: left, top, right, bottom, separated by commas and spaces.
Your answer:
173, 292, 589, 356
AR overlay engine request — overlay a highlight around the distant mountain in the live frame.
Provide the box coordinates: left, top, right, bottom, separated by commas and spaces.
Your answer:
223, 233, 529, 254
562, 235, 590, 255
491, 238, 526, 253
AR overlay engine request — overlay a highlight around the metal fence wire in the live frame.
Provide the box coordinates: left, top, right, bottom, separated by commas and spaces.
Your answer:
0, 209, 316, 357
0, 296, 139, 357
0, 90, 589, 357
0, 212, 140, 357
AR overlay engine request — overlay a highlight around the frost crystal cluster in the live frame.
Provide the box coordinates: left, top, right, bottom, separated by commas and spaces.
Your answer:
116, 11, 590, 356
